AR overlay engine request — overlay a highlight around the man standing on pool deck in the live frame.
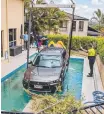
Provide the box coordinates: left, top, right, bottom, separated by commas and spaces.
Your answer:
24, 31, 28, 50
80, 44, 96, 77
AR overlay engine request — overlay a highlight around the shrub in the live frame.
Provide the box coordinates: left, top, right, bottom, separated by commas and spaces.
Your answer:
47, 34, 68, 47
30, 93, 81, 113
47, 34, 104, 63
97, 38, 104, 63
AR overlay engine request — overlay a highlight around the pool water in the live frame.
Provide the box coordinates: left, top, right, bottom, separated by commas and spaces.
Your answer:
63, 58, 84, 99
1, 67, 31, 111
1, 58, 84, 111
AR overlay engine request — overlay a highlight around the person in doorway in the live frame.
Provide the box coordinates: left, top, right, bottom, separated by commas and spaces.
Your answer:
80, 44, 96, 77
24, 31, 28, 50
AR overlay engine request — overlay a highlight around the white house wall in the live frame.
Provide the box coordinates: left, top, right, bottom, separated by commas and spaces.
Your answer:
59, 20, 89, 36
59, 20, 72, 35
73, 20, 88, 36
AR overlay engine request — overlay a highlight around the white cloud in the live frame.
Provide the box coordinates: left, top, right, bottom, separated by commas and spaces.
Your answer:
75, 5, 95, 19
91, 0, 104, 5
61, 2, 104, 19
101, 0, 104, 3
62, 4, 96, 19
46, 0, 104, 19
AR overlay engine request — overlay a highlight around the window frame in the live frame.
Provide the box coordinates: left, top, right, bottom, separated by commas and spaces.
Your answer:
79, 21, 84, 31
9, 29, 17, 47
60, 20, 67, 28
73, 21, 76, 31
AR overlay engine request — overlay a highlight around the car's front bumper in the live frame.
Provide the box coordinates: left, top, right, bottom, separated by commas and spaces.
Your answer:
23, 79, 60, 93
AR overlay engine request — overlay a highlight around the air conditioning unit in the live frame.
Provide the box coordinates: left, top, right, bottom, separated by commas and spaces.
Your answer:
10, 46, 22, 56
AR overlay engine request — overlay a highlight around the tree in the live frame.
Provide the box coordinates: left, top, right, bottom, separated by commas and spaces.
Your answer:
91, 9, 104, 30
102, 14, 104, 24
90, 9, 104, 36
24, 0, 67, 34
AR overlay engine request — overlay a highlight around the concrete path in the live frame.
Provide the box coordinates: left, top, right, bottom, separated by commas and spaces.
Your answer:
1, 48, 37, 78
82, 57, 103, 104
82, 57, 95, 103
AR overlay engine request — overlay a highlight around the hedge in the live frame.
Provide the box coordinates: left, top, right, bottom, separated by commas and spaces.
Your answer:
47, 34, 104, 63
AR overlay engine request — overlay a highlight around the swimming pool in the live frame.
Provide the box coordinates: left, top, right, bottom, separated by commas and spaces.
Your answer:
1, 58, 84, 111
63, 58, 84, 99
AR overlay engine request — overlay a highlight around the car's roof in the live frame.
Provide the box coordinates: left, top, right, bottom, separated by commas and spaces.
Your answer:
39, 47, 65, 56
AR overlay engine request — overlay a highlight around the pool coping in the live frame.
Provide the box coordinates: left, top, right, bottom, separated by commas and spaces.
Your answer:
1, 53, 37, 82
81, 57, 95, 103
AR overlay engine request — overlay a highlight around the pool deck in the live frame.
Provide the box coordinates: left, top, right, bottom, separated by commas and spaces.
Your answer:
23, 56, 104, 113
81, 56, 104, 104
1, 48, 37, 78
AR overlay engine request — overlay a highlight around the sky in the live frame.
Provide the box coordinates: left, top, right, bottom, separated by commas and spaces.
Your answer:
47, 0, 104, 19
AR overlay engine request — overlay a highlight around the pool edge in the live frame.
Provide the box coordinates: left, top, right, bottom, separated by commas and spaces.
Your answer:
1, 53, 37, 82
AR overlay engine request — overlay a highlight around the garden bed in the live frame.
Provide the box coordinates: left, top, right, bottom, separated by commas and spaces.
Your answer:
96, 55, 104, 89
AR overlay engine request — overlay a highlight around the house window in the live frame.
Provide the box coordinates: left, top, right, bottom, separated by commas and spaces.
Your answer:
79, 21, 84, 31
1, 31, 4, 57
9, 29, 16, 47
60, 21, 67, 28
73, 21, 76, 31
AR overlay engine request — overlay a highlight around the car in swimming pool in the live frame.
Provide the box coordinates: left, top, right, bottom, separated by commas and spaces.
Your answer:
22, 47, 68, 93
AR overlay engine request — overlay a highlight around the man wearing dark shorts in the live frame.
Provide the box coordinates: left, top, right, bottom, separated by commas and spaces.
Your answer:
81, 44, 96, 77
